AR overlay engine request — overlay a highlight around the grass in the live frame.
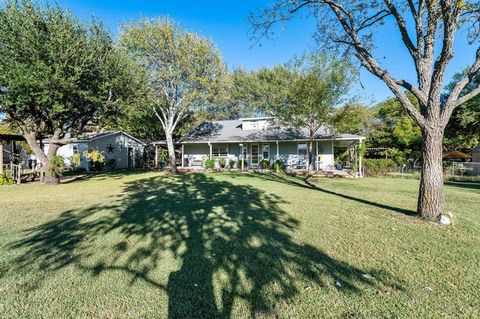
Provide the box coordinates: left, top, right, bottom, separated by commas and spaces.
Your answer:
0, 171, 479, 318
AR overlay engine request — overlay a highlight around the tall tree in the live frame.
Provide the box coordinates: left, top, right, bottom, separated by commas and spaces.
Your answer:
0, 0, 136, 184
367, 95, 423, 163
334, 103, 373, 135
256, 54, 355, 172
120, 18, 229, 173
217, 68, 266, 120
252, 0, 480, 220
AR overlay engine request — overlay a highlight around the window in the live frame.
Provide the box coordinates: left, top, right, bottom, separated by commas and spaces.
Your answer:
262, 144, 269, 159
72, 145, 78, 154
297, 143, 307, 156
212, 146, 228, 157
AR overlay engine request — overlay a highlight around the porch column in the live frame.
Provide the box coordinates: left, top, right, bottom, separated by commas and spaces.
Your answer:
154, 145, 158, 168
0, 142, 3, 174
276, 141, 279, 160
209, 142, 212, 158
239, 144, 244, 171
316, 141, 319, 171
358, 140, 363, 177
332, 140, 335, 170
181, 144, 185, 167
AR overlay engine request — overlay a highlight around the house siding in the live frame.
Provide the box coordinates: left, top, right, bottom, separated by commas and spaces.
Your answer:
182, 140, 335, 170
45, 133, 144, 170
89, 133, 144, 169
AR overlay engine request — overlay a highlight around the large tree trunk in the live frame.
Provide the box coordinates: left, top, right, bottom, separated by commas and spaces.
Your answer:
23, 132, 60, 185
44, 143, 60, 185
308, 138, 314, 173
165, 131, 177, 173
417, 128, 444, 220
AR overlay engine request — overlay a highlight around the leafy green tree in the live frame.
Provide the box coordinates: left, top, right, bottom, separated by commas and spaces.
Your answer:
252, 0, 480, 220
120, 18, 230, 173
373, 95, 422, 154
216, 68, 266, 120
444, 76, 480, 151
257, 54, 355, 171
334, 103, 372, 135
0, 0, 137, 184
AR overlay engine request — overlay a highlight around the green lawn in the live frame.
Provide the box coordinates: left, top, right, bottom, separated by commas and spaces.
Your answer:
0, 172, 479, 318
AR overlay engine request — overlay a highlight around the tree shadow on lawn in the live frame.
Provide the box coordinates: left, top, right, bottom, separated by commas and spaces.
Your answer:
244, 173, 417, 217
444, 181, 480, 191
3, 173, 404, 318
61, 168, 151, 183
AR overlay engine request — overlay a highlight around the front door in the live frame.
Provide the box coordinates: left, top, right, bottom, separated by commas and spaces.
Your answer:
251, 144, 259, 167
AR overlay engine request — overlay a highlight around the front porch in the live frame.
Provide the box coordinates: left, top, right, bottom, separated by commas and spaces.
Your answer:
179, 138, 364, 174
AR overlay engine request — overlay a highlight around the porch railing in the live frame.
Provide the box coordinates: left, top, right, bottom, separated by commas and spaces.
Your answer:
2, 163, 21, 184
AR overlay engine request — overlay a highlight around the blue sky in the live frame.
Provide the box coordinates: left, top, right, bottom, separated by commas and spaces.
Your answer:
24, 1, 480, 104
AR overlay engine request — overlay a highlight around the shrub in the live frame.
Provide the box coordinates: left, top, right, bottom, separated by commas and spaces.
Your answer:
229, 159, 235, 169
48, 155, 65, 178
0, 173, 14, 185
83, 149, 105, 163
83, 149, 105, 171
260, 159, 270, 169
364, 159, 397, 176
204, 157, 215, 169
237, 159, 248, 169
219, 158, 226, 168
272, 160, 284, 173
71, 153, 81, 169
157, 149, 169, 167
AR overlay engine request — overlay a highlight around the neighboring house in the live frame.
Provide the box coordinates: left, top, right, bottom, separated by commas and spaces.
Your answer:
179, 117, 364, 170
0, 133, 31, 171
44, 131, 146, 170
473, 146, 480, 162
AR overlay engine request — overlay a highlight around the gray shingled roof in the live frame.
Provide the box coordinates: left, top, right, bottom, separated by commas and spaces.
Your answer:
180, 119, 363, 143
42, 131, 146, 145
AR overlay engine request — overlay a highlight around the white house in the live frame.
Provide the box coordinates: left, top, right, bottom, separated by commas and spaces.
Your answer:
178, 117, 364, 170
44, 131, 146, 170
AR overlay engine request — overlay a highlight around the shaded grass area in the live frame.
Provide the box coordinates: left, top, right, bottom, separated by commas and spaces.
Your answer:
0, 172, 479, 318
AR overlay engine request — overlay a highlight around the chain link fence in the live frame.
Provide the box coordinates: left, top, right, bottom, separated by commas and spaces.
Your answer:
392, 162, 480, 182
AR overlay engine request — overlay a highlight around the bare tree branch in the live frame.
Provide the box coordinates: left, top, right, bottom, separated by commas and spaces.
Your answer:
383, 0, 417, 58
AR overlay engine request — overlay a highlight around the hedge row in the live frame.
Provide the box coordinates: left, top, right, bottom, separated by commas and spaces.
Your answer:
363, 159, 397, 176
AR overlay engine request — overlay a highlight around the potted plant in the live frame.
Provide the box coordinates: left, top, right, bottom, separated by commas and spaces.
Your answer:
229, 159, 235, 169
238, 159, 247, 170
219, 158, 226, 169
260, 159, 270, 171
272, 160, 284, 173
204, 157, 215, 170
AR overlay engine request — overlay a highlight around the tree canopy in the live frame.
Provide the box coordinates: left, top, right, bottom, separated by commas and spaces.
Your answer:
252, 53, 356, 170
120, 18, 230, 172
333, 103, 372, 135
0, 0, 138, 182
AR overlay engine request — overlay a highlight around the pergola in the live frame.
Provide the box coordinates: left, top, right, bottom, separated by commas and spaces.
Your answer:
151, 141, 182, 167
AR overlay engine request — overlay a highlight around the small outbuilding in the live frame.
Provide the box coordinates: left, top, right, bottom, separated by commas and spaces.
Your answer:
44, 131, 146, 170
